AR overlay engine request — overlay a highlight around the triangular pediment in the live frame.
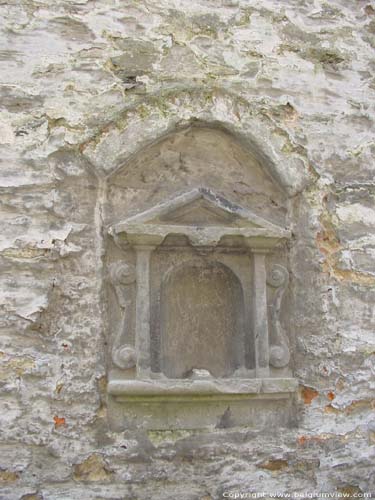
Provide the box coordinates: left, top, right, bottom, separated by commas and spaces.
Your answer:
122, 188, 276, 230
110, 188, 290, 247
155, 198, 253, 227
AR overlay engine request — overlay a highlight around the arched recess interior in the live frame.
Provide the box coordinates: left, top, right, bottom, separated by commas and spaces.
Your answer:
160, 260, 246, 378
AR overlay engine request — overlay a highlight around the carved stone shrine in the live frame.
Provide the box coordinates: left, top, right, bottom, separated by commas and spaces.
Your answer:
106, 186, 297, 430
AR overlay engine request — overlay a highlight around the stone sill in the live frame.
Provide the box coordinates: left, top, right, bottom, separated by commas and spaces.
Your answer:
108, 377, 298, 402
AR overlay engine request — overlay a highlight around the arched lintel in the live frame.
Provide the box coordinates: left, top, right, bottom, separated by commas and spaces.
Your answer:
80, 88, 314, 197
161, 257, 244, 296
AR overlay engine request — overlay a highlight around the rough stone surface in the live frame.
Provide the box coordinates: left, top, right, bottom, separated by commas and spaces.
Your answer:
1, 0, 375, 498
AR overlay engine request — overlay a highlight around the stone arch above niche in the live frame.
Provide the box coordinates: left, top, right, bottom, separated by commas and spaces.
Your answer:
81, 88, 312, 195
160, 260, 245, 379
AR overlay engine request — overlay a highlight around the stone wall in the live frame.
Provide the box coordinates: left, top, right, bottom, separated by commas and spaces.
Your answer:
0, 1, 374, 499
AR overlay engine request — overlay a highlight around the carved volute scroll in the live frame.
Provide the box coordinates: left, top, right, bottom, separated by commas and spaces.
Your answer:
267, 264, 290, 368
109, 262, 137, 369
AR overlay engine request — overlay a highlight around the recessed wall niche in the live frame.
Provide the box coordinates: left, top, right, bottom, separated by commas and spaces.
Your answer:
105, 126, 297, 430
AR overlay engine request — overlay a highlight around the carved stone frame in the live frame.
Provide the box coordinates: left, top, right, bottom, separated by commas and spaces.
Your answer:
106, 188, 297, 429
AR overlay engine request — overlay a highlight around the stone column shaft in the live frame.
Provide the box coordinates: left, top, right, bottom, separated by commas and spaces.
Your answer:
135, 246, 153, 377
252, 251, 270, 377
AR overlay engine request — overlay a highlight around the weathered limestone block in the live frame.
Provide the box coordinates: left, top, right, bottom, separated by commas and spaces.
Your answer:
73, 454, 113, 483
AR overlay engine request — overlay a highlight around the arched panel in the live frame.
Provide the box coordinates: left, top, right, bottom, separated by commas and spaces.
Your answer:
81, 89, 313, 196
160, 260, 245, 378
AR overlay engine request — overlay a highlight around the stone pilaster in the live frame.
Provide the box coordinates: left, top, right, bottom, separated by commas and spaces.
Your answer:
252, 251, 270, 378
134, 246, 154, 377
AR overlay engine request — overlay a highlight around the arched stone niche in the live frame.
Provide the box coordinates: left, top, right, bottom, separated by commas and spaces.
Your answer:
105, 125, 298, 430
160, 260, 246, 379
